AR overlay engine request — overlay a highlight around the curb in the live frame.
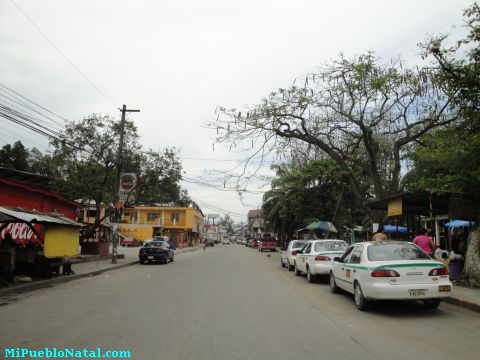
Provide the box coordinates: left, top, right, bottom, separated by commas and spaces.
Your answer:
444, 296, 480, 313
0, 247, 202, 297
0, 261, 139, 297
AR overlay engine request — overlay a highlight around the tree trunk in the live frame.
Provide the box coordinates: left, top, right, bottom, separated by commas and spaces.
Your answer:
463, 228, 480, 287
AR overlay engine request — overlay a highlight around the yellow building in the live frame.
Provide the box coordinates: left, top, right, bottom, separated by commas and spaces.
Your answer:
119, 205, 205, 247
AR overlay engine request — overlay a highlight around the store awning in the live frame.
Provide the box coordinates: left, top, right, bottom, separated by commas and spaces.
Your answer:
0, 207, 82, 227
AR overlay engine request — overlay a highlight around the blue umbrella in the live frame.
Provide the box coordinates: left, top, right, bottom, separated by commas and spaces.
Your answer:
383, 225, 408, 233
445, 220, 475, 228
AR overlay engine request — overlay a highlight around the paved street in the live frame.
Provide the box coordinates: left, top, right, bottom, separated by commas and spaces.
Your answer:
1, 245, 480, 360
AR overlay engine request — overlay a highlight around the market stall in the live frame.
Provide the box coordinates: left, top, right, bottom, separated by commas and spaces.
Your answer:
0, 206, 82, 281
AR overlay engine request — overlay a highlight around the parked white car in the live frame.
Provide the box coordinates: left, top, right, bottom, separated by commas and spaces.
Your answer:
293, 240, 348, 282
329, 241, 452, 311
281, 240, 309, 271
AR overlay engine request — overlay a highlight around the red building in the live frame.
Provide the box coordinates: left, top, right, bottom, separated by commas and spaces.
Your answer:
0, 167, 80, 219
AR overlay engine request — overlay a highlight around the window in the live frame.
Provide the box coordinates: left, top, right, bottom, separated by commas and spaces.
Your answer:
314, 241, 348, 252
341, 246, 354, 263
367, 243, 430, 261
147, 213, 158, 221
171, 213, 179, 223
348, 246, 363, 264
304, 243, 312, 254
290, 241, 307, 250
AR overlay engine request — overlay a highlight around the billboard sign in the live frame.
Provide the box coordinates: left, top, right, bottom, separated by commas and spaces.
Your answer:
1, 223, 44, 246
118, 173, 137, 207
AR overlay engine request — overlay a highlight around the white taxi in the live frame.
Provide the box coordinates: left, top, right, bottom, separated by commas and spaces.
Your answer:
293, 240, 348, 282
329, 241, 452, 311
281, 240, 309, 271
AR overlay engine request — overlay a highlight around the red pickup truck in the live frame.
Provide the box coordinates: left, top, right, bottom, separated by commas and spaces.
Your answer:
257, 238, 277, 252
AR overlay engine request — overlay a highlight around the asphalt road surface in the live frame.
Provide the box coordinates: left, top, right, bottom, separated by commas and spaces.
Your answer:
1, 245, 480, 360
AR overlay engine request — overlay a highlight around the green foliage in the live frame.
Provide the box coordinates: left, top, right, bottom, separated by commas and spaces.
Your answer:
412, 2, 480, 204
262, 160, 366, 240
0, 141, 30, 171
136, 148, 184, 205
404, 126, 480, 202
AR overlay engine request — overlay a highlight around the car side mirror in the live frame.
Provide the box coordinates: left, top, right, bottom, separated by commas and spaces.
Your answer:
334, 257, 342, 263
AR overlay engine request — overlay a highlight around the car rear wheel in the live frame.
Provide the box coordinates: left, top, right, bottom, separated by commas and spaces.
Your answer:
281, 258, 285, 268
139, 259, 145, 264
329, 272, 339, 293
354, 282, 369, 311
287, 261, 293, 271
307, 266, 316, 283
170, 255, 174, 262
423, 299, 441, 309
294, 262, 301, 276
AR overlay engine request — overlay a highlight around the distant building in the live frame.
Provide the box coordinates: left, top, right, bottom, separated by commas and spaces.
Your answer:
247, 209, 264, 239
119, 205, 205, 248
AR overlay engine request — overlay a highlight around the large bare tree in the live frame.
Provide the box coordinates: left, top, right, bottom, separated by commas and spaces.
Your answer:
211, 53, 457, 212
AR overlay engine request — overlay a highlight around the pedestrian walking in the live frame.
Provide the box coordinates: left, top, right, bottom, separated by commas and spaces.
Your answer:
413, 228, 435, 256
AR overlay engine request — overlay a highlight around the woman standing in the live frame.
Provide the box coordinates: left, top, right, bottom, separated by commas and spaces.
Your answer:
413, 228, 435, 256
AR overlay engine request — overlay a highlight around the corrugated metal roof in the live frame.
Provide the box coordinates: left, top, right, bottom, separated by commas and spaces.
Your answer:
0, 207, 82, 227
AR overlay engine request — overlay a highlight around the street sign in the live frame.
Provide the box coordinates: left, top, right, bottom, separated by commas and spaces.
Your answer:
388, 198, 402, 216
118, 173, 137, 206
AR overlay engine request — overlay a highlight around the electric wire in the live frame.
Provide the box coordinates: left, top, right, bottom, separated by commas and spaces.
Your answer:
9, 0, 117, 108
0, 82, 67, 128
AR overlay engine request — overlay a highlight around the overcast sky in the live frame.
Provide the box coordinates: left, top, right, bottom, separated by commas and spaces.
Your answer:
0, 0, 473, 222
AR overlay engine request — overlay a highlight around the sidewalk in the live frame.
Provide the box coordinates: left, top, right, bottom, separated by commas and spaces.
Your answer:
0, 245, 201, 297
445, 284, 480, 313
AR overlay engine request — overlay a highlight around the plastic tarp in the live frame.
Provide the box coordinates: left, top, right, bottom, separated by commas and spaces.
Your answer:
383, 225, 408, 233
445, 220, 475, 228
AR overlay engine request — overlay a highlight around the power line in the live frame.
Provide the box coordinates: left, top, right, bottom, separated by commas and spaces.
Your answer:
182, 175, 265, 194
9, 0, 117, 108
0, 82, 67, 126
188, 195, 246, 218
0, 123, 48, 149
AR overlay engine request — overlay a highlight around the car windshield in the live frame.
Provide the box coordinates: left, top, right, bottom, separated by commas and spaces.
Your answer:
314, 241, 348, 252
144, 241, 167, 248
367, 243, 431, 261
291, 241, 307, 249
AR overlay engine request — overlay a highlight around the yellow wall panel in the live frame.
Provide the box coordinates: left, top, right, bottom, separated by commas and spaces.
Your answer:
119, 225, 155, 242
44, 226, 79, 258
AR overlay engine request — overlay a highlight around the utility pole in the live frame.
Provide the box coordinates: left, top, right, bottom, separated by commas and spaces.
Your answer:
112, 104, 140, 264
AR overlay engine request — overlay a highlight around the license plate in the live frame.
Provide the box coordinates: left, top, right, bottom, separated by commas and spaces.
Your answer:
148, 256, 154, 260
438, 285, 451, 292
409, 289, 426, 297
